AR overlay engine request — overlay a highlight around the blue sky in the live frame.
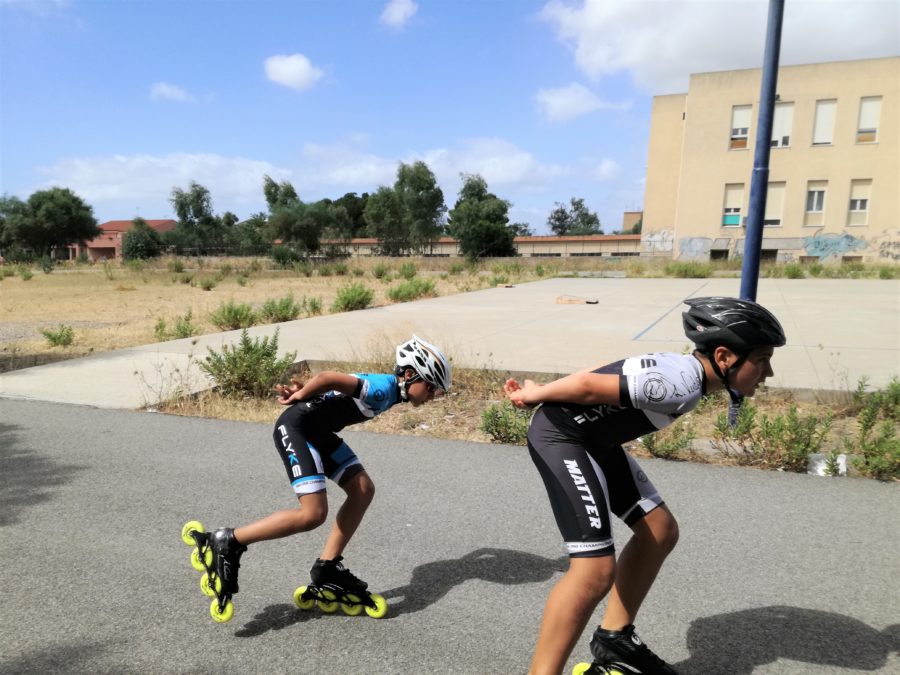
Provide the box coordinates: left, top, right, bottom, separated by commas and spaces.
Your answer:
1, 0, 897, 234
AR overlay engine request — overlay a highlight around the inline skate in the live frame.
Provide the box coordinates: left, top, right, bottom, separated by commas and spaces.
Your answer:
181, 520, 247, 623
572, 625, 678, 675
293, 555, 388, 619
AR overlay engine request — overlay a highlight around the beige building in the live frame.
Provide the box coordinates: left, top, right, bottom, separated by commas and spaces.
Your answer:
642, 57, 899, 263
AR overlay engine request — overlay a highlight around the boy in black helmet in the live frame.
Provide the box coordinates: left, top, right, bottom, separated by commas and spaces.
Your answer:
504, 297, 786, 674
183, 335, 451, 622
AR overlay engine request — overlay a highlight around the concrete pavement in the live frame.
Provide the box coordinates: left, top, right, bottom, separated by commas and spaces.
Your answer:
1, 277, 898, 409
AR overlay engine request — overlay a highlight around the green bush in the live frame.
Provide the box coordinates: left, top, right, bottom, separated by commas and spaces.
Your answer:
333, 262, 349, 276
878, 266, 897, 280
448, 262, 465, 275
664, 261, 712, 278
154, 310, 199, 341
40, 256, 54, 274
784, 263, 804, 279
19, 266, 33, 281
167, 259, 185, 273
398, 262, 417, 280
307, 297, 323, 315
41, 324, 74, 347
641, 421, 695, 459
199, 328, 296, 398
847, 378, 900, 480
372, 263, 390, 280
332, 282, 373, 313
480, 400, 530, 444
209, 300, 257, 330
271, 246, 301, 268
198, 277, 217, 291
387, 278, 436, 302
260, 294, 304, 323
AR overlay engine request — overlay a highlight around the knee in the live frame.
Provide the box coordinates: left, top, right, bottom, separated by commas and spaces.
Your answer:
303, 505, 328, 530
655, 511, 680, 554
570, 556, 616, 599
346, 472, 376, 507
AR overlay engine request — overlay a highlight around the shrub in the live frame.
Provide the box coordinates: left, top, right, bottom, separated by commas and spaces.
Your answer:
155, 310, 198, 341
41, 324, 74, 347
664, 262, 711, 278
333, 262, 349, 276
167, 259, 185, 273
784, 263, 804, 279
332, 282, 373, 313
292, 260, 313, 277
641, 421, 695, 460
480, 400, 530, 444
18, 267, 33, 281
271, 246, 301, 268
372, 263, 390, 280
846, 379, 900, 480
387, 278, 437, 302
398, 262, 417, 280
40, 256, 54, 274
448, 262, 465, 275
199, 277, 217, 291
260, 294, 304, 323
307, 297, 323, 315
199, 328, 296, 398
209, 300, 257, 330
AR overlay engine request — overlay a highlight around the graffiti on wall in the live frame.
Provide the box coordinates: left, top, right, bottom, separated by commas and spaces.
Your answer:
678, 237, 712, 260
802, 233, 868, 260
642, 229, 674, 253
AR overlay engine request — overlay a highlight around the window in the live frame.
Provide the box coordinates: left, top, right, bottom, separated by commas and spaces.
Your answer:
771, 102, 793, 147
804, 180, 827, 227
764, 182, 785, 226
722, 184, 744, 226
857, 97, 881, 143
812, 100, 836, 145
730, 105, 751, 149
847, 179, 871, 226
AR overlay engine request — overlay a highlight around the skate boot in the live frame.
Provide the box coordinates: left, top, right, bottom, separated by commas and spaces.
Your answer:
292, 555, 388, 619
180, 521, 247, 623
573, 625, 678, 675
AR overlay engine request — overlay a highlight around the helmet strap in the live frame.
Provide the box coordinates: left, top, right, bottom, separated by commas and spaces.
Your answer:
397, 370, 421, 402
703, 348, 747, 405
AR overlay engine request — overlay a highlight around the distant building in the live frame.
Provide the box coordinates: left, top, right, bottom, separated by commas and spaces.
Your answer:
71, 219, 176, 261
642, 57, 899, 263
331, 235, 641, 258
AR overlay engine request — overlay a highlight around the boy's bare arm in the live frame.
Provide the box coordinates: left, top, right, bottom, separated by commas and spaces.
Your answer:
504, 372, 620, 408
275, 371, 360, 405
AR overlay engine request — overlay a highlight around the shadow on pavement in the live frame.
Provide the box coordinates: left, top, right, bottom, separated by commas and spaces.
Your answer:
237, 547, 566, 637
379, 547, 567, 617
674, 605, 900, 674
1, 641, 107, 673
0, 422, 87, 527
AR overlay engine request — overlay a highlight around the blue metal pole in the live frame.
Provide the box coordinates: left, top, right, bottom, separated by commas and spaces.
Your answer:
740, 0, 785, 302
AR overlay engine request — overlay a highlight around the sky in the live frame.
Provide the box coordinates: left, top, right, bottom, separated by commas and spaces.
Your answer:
1, 0, 897, 235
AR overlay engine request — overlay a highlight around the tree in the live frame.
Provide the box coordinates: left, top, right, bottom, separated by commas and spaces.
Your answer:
262, 175, 299, 211
122, 217, 162, 260
333, 192, 369, 237
223, 213, 271, 255
169, 182, 221, 252
447, 174, 515, 260
2, 188, 99, 258
547, 197, 602, 236
507, 222, 533, 237
394, 161, 446, 252
363, 187, 407, 256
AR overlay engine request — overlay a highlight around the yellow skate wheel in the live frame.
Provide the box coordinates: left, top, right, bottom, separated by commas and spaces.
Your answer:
181, 521, 204, 546
317, 589, 338, 613
200, 572, 221, 598
293, 586, 315, 611
572, 664, 591, 675
364, 593, 388, 619
210, 598, 234, 623
190, 546, 213, 572
340, 594, 363, 616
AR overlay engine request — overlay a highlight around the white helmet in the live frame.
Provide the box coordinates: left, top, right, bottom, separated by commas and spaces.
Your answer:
395, 335, 451, 394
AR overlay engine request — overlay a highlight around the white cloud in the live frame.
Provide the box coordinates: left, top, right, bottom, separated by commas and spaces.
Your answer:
540, 0, 900, 94
591, 158, 620, 182
38, 153, 290, 214
299, 140, 399, 188
149, 82, 195, 103
536, 82, 629, 123
380, 0, 418, 29
0, 0, 70, 13
264, 53, 324, 92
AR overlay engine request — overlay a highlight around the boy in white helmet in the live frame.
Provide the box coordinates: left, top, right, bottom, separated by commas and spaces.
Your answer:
504, 297, 786, 674
183, 335, 451, 622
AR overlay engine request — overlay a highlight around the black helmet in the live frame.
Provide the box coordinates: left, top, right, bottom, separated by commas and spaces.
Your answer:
683, 297, 786, 355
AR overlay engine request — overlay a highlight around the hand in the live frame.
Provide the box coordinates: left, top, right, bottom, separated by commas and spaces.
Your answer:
274, 377, 304, 405
504, 378, 538, 409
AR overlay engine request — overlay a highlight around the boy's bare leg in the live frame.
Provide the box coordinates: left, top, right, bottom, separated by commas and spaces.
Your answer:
320, 471, 375, 560
600, 505, 679, 630
529, 555, 616, 675
233, 491, 328, 545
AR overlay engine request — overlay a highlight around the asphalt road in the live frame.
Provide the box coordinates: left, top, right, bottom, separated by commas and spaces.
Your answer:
1, 399, 898, 674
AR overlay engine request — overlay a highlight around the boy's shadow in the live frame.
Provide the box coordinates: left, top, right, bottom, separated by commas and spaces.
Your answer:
236, 547, 566, 636
380, 547, 568, 617
674, 605, 899, 674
